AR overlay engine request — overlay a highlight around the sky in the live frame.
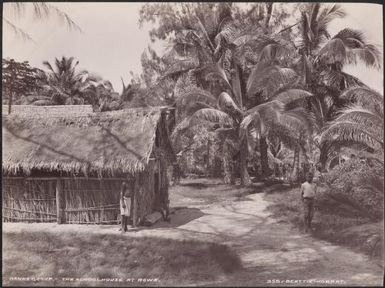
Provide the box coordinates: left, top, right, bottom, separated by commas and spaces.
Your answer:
3, 2, 383, 94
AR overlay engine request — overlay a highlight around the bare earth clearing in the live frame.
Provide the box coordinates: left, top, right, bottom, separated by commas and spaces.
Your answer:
3, 178, 384, 286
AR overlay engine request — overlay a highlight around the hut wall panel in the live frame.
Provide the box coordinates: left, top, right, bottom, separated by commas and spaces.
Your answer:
2, 177, 126, 224
62, 178, 123, 224
135, 162, 155, 224
2, 178, 57, 222
159, 158, 170, 211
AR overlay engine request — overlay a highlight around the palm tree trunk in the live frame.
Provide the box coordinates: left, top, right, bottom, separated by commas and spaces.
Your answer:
240, 138, 251, 186
7, 71, 15, 115
222, 143, 235, 185
206, 138, 211, 176
260, 137, 269, 179
291, 147, 300, 183
263, 3, 273, 29
318, 144, 329, 172
8, 88, 13, 115
223, 156, 235, 184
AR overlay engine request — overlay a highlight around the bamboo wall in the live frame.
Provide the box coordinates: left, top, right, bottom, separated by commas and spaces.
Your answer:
2, 178, 57, 222
2, 177, 125, 224
3, 114, 172, 225
133, 161, 155, 225
62, 178, 123, 224
2, 168, 169, 226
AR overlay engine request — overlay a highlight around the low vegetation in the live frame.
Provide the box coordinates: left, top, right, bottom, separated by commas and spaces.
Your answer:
264, 181, 384, 261
3, 230, 242, 287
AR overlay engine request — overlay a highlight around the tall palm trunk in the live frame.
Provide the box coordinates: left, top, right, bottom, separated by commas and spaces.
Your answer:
206, 138, 211, 176
259, 136, 269, 179
222, 143, 235, 184
223, 157, 235, 184
291, 147, 300, 184
318, 143, 329, 172
240, 137, 251, 186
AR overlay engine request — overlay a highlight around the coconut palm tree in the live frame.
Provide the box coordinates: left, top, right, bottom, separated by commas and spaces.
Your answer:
240, 88, 315, 182
293, 3, 382, 170
172, 52, 311, 185
29, 57, 113, 107
320, 87, 384, 163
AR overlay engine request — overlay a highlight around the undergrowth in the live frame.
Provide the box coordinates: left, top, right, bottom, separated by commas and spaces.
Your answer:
3, 231, 243, 287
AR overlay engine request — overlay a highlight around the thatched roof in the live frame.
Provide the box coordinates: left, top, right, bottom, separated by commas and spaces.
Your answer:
3, 106, 171, 176
2, 105, 94, 116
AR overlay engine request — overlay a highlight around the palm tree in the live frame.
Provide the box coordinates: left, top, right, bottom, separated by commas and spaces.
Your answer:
172, 52, 310, 185
294, 3, 382, 170
30, 56, 113, 107
240, 88, 315, 182
320, 87, 384, 164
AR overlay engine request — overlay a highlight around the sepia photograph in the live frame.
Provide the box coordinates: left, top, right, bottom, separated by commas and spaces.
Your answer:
2, 2, 384, 287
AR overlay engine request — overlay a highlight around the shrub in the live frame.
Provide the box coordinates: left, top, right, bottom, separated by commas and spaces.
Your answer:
321, 158, 384, 219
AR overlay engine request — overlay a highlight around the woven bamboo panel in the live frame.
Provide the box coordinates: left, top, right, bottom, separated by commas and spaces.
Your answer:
2, 178, 57, 222
135, 163, 155, 224
62, 178, 122, 224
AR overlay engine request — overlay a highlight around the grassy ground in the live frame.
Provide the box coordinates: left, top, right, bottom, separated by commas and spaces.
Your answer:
263, 184, 384, 261
3, 230, 242, 287
3, 178, 383, 287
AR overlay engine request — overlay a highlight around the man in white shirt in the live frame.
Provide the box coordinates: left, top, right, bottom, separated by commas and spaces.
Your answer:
300, 172, 317, 232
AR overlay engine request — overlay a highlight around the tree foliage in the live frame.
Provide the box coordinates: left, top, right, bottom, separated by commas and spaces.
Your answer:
2, 58, 45, 104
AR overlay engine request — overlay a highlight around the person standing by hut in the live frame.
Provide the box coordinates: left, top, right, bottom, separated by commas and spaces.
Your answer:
119, 181, 131, 232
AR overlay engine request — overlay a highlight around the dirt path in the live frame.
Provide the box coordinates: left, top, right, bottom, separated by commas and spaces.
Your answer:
4, 178, 383, 286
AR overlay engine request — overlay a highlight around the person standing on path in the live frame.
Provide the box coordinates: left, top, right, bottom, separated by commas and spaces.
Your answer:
300, 172, 317, 232
119, 181, 131, 232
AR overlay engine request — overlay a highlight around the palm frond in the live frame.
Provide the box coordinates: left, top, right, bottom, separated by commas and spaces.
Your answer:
171, 117, 192, 141
258, 42, 292, 63
247, 65, 298, 99
358, 174, 384, 194
272, 88, 313, 106
186, 101, 215, 116
318, 38, 346, 64
190, 108, 233, 126
42, 3, 82, 32
241, 100, 284, 137
280, 108, 315, 136
333, 105, 383, 131
269, 123, 301, 151
217, 92, 242, 119
321, 121, 383, 150
164, 58, 198, 78
229, 25, 264, 46
215, 127, 237, 137
333, 28, 365, 48
195, 15, 215, 52
318, 4, 346, 26
231, 64, 243, 108
3, 17, 34, 42
339, 87, 384, 116
203, 61, 232, 90
350, 44, 382, 69
319, 28, 382, 68
173, 73, 197, 97
175, 86, 217, 108
320, 69, 367, 91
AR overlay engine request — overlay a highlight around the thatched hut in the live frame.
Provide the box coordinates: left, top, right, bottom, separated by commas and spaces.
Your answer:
2, 105, 175, 226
